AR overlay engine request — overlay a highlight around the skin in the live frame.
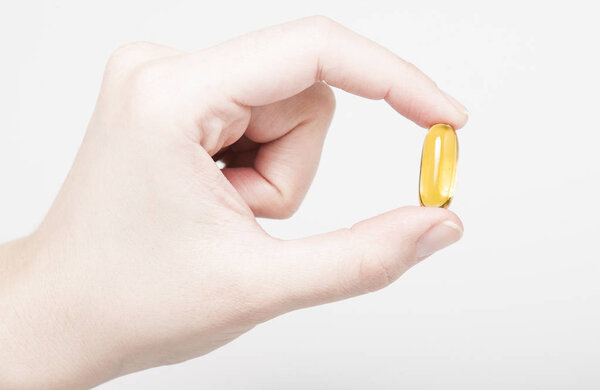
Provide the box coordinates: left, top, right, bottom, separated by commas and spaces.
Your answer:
0, 16, 468, 389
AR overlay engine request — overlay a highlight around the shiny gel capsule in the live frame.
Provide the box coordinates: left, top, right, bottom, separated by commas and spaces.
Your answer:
419, 124, 458, 208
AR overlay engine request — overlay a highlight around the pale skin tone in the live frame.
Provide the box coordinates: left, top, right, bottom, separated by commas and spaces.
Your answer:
0, 16, 468, 389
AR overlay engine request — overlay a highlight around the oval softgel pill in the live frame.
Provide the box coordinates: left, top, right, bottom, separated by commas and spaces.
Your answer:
419, 124, 458, 208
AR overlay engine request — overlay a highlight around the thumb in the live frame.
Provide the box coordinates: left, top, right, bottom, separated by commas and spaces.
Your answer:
267, 206, 463, 312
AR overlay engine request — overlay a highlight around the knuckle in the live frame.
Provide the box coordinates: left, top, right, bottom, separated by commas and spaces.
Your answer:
307, 82, 336, 117
257, 183, 304, 219
303, 15, 338, 51
106, 41, 151, 71
349, 229, 394, 293
270, 195, 301, 219
105, 41, 168, 82
305, 14, 337, 31
113, 40, 155, 55
403, 60, 418, 73
104, 58, 174, 123
128, 60, 164, 89
124, 62, 182, 122
302, 16, 340, 81
358, 249, 393, 293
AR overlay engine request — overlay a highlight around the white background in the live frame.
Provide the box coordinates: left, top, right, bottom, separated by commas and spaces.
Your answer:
1, 0, 599, 389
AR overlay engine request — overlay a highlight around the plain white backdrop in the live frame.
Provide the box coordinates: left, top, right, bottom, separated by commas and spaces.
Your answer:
1, 0, 599, 388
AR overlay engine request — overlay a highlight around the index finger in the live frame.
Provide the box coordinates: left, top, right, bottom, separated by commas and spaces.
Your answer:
191, 16, 468, 129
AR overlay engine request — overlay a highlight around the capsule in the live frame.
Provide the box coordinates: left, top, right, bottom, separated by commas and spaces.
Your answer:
419, 124, 458, 208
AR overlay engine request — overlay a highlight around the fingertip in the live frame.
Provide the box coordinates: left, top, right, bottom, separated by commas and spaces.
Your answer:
427, 102, 468, 131
415, 218, 463, 260
395, 206, 463, 260
431, 206, 464, 233
428, 207, 464, 239
387, 87, 468, 131
442, 91, 468, 115
441, 90, 469, 130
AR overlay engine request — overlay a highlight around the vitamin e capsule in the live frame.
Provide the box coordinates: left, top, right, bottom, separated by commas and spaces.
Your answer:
419, 124, 458, 208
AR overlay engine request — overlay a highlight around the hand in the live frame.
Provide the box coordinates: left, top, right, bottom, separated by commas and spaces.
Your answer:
0, 16, 467, 389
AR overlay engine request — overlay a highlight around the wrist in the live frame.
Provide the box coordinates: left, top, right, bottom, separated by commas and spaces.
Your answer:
0, 233, 122, 389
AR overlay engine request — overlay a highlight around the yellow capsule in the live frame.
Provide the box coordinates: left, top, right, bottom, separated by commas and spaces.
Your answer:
419, 124, 458, 208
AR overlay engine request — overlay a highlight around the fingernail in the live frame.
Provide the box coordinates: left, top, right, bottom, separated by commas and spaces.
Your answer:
416, 220, 463, 259
442, 91, 469, 117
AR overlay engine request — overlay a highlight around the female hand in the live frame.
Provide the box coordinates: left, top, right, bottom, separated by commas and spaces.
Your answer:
0, 16, 467, 389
